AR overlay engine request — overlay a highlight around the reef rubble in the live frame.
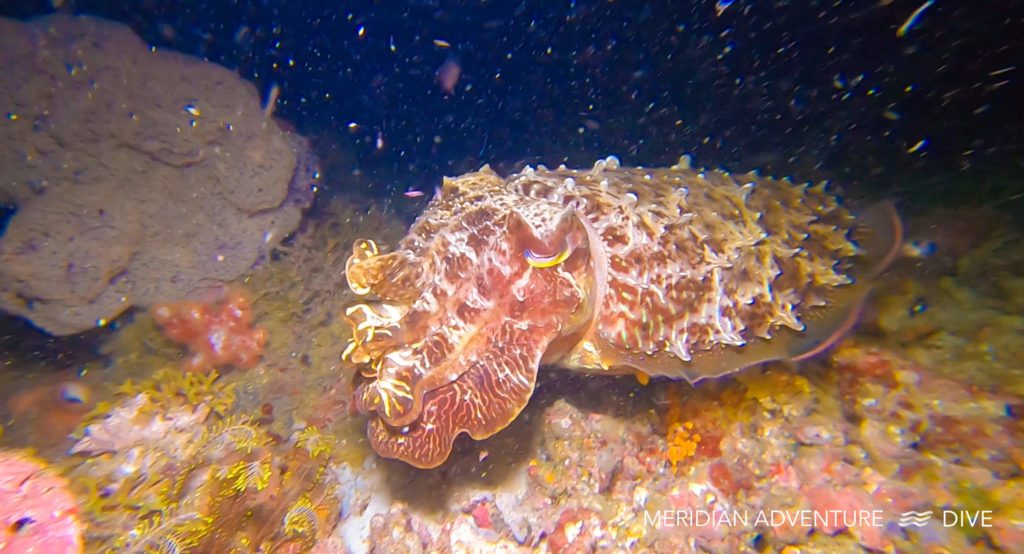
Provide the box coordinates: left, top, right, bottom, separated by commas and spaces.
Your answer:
335, 343, 1022, 553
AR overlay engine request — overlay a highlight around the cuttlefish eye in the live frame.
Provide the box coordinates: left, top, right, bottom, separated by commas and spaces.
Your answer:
525, 245, 572, 268
357, 239, 379, 257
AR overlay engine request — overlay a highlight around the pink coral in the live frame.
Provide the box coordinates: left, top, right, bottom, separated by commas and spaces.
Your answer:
0, 450, 83, 553
547, 508, 611, 554
152, 287, 268, 373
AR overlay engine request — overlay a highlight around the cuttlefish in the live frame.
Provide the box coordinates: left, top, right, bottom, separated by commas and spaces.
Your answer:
342, 156, 901, 468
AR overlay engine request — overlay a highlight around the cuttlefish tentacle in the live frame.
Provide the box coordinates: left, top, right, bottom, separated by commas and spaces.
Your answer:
346, 240, 423, 303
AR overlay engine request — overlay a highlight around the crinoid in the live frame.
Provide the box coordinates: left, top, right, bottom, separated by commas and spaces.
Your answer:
114, 508, 212, 554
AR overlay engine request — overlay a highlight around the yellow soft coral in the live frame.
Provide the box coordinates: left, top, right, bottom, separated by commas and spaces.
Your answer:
113, 368, 237, 417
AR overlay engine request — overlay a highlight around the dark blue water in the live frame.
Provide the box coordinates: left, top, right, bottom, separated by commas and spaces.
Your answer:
4, 0, 1021, 205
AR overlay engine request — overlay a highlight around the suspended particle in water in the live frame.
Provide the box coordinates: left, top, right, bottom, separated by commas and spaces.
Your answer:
437, 59, 462, 95
897, 0, 935, 37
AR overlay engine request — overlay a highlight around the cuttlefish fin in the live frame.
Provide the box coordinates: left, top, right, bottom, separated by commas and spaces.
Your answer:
602, 336, 796, 384
786, 200, 902, 360
851, 200, 904, 280
786, 200, 902, 359
604, 200, 903, 383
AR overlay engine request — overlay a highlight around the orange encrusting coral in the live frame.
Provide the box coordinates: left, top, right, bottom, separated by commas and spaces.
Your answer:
666, 420, 701, 475
661, 383, 701, 474
151, 287, 268, 373
659, 382, 727, 474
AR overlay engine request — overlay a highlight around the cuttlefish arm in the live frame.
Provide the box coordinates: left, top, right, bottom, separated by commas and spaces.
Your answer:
351, 205, 594, 468
365, 316, 555, 468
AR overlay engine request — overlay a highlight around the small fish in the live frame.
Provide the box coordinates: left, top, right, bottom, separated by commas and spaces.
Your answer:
715, 0, 734, 17
403, 189, 425, 198
902, 239, 937, 258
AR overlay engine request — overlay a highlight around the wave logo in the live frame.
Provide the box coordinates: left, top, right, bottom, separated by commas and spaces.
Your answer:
898, 510, 934, 527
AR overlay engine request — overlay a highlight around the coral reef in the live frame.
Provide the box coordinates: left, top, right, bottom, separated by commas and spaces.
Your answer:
152, 287, 268, 373
249, 194, 405, 380
2, 170, 1019, 553
0, 450, 83, 553
63, 369, 341, 552
40, 194, 406, 535
0, 14, 317, 335
873, 216, 1024, 395
320, 337, 1022, 553
241, 194, 405, 446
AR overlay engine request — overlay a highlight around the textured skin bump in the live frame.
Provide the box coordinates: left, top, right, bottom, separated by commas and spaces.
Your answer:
343, 157, 892, 468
